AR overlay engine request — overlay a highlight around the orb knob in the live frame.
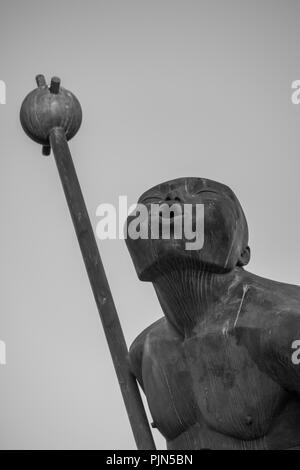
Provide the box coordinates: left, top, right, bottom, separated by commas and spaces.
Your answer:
20, 75, 82, 153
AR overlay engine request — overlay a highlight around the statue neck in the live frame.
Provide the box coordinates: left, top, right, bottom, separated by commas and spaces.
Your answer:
153, 265, 240, 336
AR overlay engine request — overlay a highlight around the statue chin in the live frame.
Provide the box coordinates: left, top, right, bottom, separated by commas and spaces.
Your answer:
126, 235, 235, 282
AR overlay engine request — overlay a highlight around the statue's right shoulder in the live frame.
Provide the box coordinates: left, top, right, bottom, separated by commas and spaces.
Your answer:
129, 317, 170, 388
130, 318, 165, 357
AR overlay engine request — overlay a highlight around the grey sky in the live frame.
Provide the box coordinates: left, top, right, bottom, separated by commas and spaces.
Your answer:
0, 0, 299, 449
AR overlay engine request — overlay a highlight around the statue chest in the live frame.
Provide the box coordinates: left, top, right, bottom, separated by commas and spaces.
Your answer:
184, 327, 286, 439
142, 326, 285, 441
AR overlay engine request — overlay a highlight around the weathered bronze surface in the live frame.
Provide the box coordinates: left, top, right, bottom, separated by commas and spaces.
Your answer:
126, 177, 300, 450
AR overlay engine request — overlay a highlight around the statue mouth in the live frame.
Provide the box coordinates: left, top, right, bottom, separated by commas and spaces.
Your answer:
158, 206, 183, 226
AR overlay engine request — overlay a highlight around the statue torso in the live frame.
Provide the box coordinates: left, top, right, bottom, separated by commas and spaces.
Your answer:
131, 274, 300, 449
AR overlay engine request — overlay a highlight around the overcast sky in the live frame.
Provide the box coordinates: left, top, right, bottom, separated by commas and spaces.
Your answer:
0, 0, 300, 449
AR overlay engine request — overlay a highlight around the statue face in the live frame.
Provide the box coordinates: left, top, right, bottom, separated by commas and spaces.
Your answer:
125, 177, 249, 281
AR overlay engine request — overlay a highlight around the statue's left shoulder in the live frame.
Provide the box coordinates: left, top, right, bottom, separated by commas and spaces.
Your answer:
251, 278, 300, 392
259, 277, 300, 333
234, 273, 300, 392
243, 272, 300, 327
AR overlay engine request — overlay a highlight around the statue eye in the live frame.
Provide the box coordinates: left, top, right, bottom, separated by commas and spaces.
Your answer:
141, 196, 162, 205
195, 189, 218, 196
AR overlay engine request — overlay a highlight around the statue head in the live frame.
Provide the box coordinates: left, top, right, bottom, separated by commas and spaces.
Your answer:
125, 177, 250, 281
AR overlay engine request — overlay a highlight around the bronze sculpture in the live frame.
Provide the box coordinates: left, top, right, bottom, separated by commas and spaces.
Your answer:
20, 75, 300, 450
126, 177, 300, 450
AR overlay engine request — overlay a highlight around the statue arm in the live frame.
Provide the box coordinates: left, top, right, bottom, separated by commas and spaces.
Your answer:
129, 318, 164, 391
129, 333, 146, 391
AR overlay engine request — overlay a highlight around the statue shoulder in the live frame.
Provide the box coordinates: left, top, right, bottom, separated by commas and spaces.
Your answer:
130, 317, 164, 353
129, 318, 165, 388
242, 272, 300, 324
265, 281, 300, 349
247, 278, 300, 393
129, 317, 180, 388
230, 273, 300, 391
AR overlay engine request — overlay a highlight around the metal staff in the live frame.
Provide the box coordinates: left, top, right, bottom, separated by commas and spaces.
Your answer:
20, 75, 155, 450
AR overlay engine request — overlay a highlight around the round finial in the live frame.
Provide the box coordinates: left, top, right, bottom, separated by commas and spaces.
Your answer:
20, 75, 82, 148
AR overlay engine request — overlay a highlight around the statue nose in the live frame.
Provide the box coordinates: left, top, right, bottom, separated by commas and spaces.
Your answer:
165, 192, 182, 203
